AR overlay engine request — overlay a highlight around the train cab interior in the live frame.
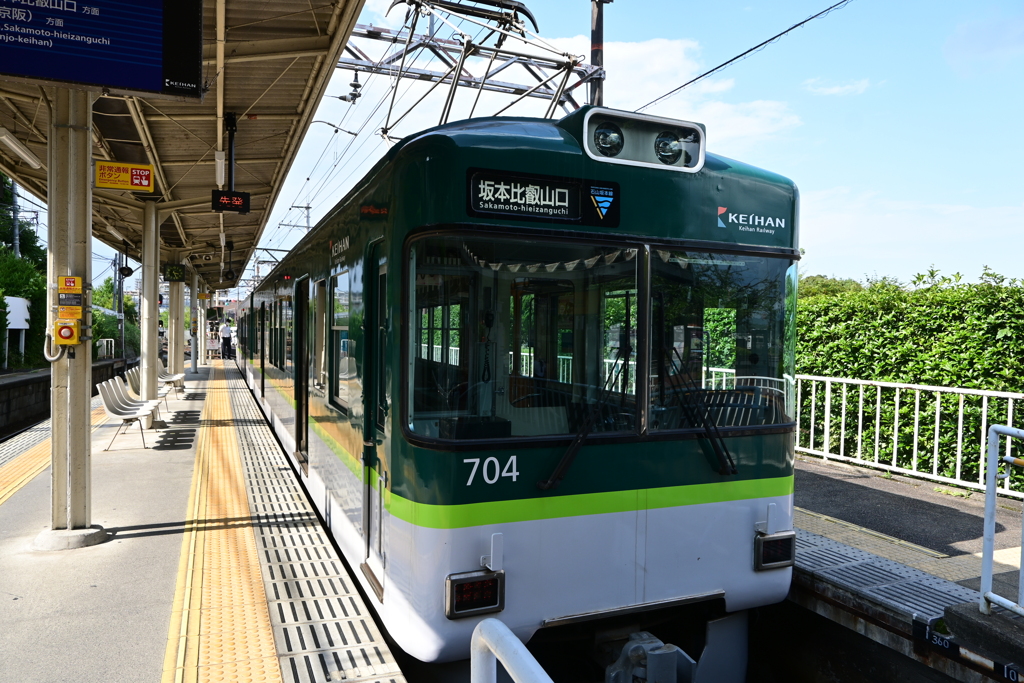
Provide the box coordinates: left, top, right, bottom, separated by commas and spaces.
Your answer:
405, 234, 797, 444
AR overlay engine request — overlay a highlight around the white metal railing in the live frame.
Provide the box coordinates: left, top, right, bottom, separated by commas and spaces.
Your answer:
509, 350, 636, 393
796, 375, 1024, 499
471, 618, 553, 683
420, 344, 460, 366
981, 425, 1024, 617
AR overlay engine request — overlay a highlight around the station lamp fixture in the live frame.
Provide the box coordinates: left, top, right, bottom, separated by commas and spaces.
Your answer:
0, 126, 42, 169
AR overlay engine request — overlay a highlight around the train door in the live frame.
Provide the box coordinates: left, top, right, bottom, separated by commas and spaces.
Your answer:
294, 277, 310, 473
361, 240, 388, 599
259, 302, 266, 398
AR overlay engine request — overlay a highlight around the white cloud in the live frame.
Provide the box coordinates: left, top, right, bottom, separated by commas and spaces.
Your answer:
261, 33, 804, 255
550, 35, 801, 155
802, 78, 870, 96
799, 187, 1024, 283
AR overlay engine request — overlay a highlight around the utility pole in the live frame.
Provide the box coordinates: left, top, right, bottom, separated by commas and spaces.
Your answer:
11, 179, 20, 258
590, 0, 612, 106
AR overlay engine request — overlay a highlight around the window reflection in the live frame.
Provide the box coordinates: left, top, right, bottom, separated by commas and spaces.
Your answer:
406, 236, 796, 442
409, 237, 638, 439
649, 251, 794, 431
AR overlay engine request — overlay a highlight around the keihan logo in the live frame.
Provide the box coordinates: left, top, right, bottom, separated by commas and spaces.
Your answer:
590, 187, 615, 219
717, 207, 786, 229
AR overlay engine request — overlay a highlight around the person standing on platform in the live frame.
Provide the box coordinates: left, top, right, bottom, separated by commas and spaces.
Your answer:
220, 320, 233, 360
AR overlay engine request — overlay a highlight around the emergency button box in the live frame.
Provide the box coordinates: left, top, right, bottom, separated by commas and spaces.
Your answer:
54, 319, 81, 345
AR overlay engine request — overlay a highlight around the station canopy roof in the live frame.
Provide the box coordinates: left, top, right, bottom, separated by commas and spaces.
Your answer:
0, 0, 366, 290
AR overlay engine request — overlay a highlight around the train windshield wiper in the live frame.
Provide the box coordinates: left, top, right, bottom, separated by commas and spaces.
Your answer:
537, 345, 632, 491
669, 347, 737, 476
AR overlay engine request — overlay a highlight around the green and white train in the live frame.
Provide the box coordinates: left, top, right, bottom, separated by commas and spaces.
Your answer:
237, 105, 799, 669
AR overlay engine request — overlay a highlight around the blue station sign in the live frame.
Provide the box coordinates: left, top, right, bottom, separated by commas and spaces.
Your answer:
0, 0, 202, 99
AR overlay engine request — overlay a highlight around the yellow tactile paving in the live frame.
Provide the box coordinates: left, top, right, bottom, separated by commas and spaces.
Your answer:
161, 362, 282, 683
0, 405, 106, 507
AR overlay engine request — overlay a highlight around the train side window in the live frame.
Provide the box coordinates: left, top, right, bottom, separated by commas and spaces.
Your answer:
313, 280, 327, 395
284, 296, 293, 374
330, 270, 351, 412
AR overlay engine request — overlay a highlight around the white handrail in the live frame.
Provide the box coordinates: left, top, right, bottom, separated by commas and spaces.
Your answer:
795, 374, 1024, 499
471, 619, 553, 683
980, 424, 1024, 616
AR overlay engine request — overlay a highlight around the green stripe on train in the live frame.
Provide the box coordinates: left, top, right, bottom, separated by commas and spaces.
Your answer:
384, 475, 794, 529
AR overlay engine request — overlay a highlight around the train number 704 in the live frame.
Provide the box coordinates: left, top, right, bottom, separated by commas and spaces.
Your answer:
464, 456, 519, 485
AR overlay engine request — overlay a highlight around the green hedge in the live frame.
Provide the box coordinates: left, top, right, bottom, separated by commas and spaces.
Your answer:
796, 271, 1024, 487
797, 272, 1024, 391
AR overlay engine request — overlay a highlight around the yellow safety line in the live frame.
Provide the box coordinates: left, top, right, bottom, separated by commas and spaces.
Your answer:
161, 361, 282, 683
0, 405, 106, 507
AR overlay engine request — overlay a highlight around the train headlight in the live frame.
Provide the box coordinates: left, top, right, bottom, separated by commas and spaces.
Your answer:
654, 131, 684, 165
593, 121, 624, 157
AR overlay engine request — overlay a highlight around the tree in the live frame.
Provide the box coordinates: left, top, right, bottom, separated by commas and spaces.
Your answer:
798, 274, 863, 299
93, 276, 138, 324
0, 247, 47, 367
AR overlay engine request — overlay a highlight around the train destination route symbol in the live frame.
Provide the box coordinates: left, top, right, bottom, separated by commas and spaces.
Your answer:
590, 186, 615, 219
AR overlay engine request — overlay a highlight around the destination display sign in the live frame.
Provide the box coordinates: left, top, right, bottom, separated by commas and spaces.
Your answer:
0, 0, 202, 100
212, 190, 250, 214
95, 160, 155, 192
467, 169, 620, 228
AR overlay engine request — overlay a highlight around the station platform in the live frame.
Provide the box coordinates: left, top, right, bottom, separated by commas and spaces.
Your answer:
0, 361, 405, 683
2, 362, 1023, 682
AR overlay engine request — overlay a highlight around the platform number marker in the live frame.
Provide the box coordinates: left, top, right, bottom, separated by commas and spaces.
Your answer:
464, 456, 518, 485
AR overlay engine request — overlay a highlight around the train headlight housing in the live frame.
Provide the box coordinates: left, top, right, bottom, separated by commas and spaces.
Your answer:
582, 108, 705, 173
593, 121, 624, 157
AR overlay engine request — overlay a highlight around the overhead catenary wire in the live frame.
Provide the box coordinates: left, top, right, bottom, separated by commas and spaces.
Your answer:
260, 9, 511, 260
302, 15, 492, 212
636, 0, 855, 113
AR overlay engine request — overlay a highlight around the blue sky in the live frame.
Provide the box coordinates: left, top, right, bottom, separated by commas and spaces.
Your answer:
93, 0, 1024, 291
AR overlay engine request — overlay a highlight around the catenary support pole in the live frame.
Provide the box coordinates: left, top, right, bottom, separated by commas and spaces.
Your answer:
190, 269, 198, 373
11, 178, 19, 258
140, 199, 159, 405
37, 87, 105, 549
589, 0, 611, 106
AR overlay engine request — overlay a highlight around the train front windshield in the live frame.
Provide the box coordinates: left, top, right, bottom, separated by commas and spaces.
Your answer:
406, 235, 796, 441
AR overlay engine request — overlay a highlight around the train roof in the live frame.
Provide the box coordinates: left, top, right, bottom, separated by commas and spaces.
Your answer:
300, 105, 799, 255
